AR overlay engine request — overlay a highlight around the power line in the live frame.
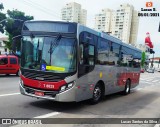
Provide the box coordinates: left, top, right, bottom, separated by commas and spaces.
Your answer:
23, 0, 61, 18
27, 0, 60, 16
18, 0, 95, 26
19, 0, 61, 19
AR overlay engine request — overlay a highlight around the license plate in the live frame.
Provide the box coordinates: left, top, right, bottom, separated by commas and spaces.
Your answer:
35, 91, 44, 96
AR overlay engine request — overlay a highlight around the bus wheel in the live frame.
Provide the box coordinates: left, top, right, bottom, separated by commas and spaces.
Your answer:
123, 80, 131, 95
89, 84, 102, 104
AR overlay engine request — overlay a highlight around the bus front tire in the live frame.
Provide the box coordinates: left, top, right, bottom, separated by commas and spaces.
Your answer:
89, 84, 102, 104
123, 80, 131, 95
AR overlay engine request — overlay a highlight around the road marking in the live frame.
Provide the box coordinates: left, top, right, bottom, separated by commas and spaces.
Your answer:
140, 78, 153, 80
152, 80, 159, 82
141, 78, 155, 81
140, 81, 151, 84
0, 93, 20, 97
136, 88, 143, 91
34, 112, 60, 118
154, 124, 160, 127
146, 79, 155, 81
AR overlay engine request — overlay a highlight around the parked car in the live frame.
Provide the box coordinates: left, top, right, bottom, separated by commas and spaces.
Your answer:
140, 68, 145, 73
146, 68, 154, 73
0, 55, 20, 76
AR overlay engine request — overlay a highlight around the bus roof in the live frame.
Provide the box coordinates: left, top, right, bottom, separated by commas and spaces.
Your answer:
24, 20, 77, 25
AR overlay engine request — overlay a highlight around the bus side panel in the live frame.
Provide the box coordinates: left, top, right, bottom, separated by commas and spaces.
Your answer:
131, 68, 140, 88
75, 66, 140, 102
117, 67, 140, 89
75, 65, 125, 102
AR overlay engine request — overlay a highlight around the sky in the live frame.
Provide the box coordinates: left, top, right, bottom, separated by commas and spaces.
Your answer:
0, 0, 160, 57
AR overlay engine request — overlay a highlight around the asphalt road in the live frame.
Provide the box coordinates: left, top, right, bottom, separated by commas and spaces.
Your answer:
0, 72, 160, 127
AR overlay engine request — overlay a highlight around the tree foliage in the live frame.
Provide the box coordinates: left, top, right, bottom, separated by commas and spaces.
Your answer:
141, 52, 146, 68
0, 3, 6, 33
4, 9, 34, 50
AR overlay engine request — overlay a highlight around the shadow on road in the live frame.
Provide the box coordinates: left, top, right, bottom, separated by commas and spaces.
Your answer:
30, 99, 86, 112
0, 74, 18, 78
29, 89, 160, 116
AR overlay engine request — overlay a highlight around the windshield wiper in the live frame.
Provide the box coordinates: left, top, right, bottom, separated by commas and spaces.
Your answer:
48, 34, 62, 65
36, 39, 39, 62
48, 34, 62, 54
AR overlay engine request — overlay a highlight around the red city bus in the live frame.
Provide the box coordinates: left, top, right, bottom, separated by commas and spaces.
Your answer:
0, 55, 20, 75
12, 21, 142, 104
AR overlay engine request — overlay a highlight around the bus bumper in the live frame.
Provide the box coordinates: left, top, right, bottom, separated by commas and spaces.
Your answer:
19, 82, 76, 102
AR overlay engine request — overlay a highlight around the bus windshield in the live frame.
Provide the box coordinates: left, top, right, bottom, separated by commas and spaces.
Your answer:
21, 36, 76, 73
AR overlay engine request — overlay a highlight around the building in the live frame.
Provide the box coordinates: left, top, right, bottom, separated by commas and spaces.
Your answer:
61, 2, 87, 25
94, 4, 139, 45
0, 37, 8, 55
95, 9, 112, 32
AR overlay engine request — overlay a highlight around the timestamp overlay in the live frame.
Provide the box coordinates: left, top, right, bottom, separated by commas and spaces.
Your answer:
138, 12, 160, 17
138, 7, 160, 17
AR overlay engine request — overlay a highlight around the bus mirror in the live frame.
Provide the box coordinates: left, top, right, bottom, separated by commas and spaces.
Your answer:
12, 35, 22, 57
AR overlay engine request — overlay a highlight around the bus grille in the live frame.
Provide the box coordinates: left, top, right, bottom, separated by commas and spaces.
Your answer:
23, 71, 62, 82
24, 86, 58, 97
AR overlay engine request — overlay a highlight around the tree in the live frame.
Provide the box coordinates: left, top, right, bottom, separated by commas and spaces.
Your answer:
141, 52, 146, 68
0, 3, 6, 33
3, 9, 34, 50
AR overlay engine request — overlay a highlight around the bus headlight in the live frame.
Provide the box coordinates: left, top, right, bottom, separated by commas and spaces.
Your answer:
60, 81, 75, 93
68, 83, 73, 88
60, 86, 66, 92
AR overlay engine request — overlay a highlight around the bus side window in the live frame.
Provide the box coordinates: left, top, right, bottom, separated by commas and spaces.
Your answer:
79, 44, 95, 65
78, 44, 95, 77
79, 44, 84, 64
88, 45, 95, 65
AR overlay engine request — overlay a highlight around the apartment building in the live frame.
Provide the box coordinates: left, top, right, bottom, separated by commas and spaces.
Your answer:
94, 4, 139, 45
95, 9, 112, 32
61, 2, 87, 25
0, 37, 8, 55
